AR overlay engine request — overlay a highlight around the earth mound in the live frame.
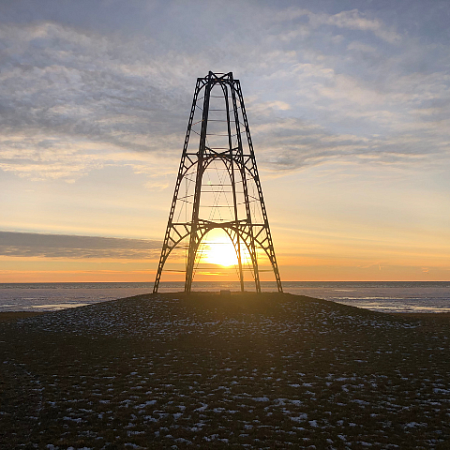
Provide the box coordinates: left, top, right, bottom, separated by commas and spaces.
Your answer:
1, 292, 449, 449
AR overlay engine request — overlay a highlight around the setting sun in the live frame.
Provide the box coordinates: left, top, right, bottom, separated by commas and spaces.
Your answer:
199, 231, 251, 267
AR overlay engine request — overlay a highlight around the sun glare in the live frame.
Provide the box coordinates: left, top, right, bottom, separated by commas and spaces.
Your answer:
200, 232, 251, 267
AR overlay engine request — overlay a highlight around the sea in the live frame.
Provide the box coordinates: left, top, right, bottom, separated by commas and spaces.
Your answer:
0, 281, 449, 314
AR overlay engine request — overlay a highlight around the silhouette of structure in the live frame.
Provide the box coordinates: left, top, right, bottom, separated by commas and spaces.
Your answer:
153, 72, 282, 294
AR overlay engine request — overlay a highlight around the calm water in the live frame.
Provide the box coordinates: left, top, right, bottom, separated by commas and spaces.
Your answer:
0, 281, 449, 313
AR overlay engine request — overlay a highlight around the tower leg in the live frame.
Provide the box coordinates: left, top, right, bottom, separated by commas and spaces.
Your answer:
185, 73, 212, 293
153, 79, 202, 294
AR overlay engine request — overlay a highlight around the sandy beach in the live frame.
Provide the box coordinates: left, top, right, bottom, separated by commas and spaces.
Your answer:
1, 292, 450, 448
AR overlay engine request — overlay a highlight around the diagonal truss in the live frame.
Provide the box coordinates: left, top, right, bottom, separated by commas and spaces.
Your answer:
153, 71, 282, 294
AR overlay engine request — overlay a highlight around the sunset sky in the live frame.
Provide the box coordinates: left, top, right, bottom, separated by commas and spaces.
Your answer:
1, 0, 449, 283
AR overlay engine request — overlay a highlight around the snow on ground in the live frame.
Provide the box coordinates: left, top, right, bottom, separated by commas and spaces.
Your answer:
1, 293, 449, 449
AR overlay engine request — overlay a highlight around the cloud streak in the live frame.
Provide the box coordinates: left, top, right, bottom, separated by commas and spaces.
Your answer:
0, 231, 161, 259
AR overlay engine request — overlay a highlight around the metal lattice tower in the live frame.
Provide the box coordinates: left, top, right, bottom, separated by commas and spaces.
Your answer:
153, 71, 282, 294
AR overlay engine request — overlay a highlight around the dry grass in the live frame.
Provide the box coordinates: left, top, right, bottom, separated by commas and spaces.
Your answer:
1, 292, 450, 449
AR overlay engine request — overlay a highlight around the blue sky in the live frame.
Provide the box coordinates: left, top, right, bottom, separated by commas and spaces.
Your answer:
0, 0, 449, 282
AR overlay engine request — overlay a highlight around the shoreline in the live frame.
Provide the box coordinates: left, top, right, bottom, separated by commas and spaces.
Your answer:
1, 292, 449, 322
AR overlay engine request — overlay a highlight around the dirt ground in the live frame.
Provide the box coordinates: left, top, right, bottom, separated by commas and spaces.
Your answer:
1, 293, 449, 449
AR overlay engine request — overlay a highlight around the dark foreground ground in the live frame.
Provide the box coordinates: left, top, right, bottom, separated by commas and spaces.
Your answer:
1, 293, 450, 449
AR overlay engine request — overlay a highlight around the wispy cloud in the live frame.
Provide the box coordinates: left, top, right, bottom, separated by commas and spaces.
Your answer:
0, 1, 448, 183
274, 8, 401, 43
